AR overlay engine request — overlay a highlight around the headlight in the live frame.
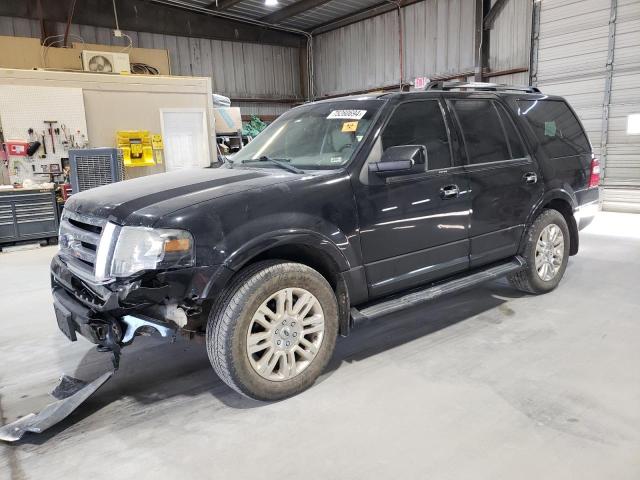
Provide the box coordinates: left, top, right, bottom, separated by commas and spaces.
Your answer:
109, 227, 195, 278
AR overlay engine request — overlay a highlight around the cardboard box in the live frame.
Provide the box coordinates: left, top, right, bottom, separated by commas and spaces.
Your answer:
0, 36, 42, 69
46, 48, 82, 70
214, 107, 243, 134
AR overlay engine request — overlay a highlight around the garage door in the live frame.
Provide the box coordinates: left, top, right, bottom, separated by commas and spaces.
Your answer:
533, 0, 640, 212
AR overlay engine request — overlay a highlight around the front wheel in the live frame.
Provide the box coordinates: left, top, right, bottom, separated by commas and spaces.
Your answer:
509, 208, 570, 294
206, 260, 338, 401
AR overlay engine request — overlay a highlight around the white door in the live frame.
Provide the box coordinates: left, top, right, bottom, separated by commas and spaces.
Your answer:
160, 109, 211, 171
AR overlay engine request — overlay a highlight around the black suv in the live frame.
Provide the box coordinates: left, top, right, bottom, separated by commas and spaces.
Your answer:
52, 83, 599, 401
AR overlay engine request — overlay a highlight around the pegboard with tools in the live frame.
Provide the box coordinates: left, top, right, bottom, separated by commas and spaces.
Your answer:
0, 85, 89, 185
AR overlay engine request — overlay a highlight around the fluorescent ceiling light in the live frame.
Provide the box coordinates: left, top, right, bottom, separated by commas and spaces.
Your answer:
265, 0, 278, 6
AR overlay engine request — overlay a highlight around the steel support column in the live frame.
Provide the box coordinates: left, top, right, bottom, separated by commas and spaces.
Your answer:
601, 0, 618, 183
474, 0, 484, 81
529, 0, 541, 86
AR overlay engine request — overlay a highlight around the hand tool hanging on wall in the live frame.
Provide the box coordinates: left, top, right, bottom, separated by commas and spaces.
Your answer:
60, 124, 70, 150
44, 120, 58, 154
26, 141, 41, 157
26, 128, 41, 157
41, 131, 47, 155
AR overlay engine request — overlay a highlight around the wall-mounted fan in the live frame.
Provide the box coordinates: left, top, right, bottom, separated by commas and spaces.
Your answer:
81, 51, 130, 74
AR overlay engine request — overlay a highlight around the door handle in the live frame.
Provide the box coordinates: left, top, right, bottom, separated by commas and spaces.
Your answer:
523, 172, 538, 184
440, 184, 459, 199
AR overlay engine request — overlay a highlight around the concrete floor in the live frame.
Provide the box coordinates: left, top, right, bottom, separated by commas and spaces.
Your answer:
0, 212, 639, 480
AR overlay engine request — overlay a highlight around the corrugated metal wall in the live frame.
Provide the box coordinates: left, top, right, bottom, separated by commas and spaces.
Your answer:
402, 0, 477, 82
312, 0, 531, 98
0, 15, 301, 116
534, 0, 640, 212
312, 0, 477, 98
312, 11, 400, 97
487, 0, 532, 85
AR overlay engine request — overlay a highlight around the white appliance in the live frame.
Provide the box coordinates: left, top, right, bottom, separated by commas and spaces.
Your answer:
81, 51, 130, 74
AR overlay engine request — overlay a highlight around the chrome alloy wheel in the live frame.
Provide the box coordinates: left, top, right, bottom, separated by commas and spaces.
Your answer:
246, 288, 325, 381
535, 224, 565, 281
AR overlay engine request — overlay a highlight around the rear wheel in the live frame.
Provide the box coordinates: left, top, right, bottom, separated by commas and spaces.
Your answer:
206, 260, 338, 401
509, 209, 570, 294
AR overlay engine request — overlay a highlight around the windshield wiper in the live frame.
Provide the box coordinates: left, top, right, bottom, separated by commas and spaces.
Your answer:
241, 156, 303, 174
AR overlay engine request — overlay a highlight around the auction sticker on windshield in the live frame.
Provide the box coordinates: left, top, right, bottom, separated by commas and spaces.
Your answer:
327, 110, 367, 120
342, 121, 358, 132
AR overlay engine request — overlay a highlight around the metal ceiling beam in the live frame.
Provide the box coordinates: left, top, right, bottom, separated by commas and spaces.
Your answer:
207, 0, 244, 10
310, 0, 424, 35
0, 0, 305, 47
483, 0, 510, 30
261, 0, 333, 25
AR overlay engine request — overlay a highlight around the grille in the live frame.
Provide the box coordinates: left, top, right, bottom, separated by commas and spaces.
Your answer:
59, 210, 107, 280
70, 149, 124, 193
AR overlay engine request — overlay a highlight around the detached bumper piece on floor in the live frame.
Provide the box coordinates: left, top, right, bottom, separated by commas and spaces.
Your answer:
0, 371, 114, 442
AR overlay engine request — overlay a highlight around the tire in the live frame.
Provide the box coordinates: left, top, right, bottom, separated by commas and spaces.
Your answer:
509, 208, 570, 294
206, 260, 339, 401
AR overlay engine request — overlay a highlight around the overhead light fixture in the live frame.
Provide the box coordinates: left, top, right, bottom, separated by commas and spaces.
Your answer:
265, 0, 278, 6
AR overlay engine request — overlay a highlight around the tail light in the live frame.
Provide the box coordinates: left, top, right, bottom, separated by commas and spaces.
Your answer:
588, 157, 600, 188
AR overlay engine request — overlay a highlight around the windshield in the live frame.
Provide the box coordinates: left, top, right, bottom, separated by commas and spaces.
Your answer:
231, 99, 384, 169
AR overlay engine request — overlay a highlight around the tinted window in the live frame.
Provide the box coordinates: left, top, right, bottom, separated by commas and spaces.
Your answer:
451, 99, 513, 164
517, 99, 591, 158
495, 103, 527, 158
381, 101, 452, 170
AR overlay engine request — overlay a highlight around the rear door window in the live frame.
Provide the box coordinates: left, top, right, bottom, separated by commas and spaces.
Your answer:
450, 99, 521, 165
495, 103, 527, 159
517, 99, 590, 158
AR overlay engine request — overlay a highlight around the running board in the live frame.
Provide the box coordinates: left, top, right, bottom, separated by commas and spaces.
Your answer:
351, 256, 526, 322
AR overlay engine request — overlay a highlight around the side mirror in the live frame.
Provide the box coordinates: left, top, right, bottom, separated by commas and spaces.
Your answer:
368, 145, 427, 176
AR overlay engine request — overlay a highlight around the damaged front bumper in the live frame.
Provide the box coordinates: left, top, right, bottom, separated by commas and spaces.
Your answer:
50, 253, 226, 365
0, 256, 227, 443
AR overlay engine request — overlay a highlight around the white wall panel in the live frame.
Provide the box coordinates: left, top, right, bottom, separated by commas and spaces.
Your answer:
534, 0, 640, 211
536, 0, 610, 83
606, 0, 640, 192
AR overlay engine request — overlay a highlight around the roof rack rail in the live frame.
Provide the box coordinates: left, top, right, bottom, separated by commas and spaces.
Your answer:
425, 80, 541, 94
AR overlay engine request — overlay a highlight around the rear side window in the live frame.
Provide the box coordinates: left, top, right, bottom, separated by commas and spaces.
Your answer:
381, 100, 452, 170
451, 99, 525, 165
517, 99, 591, 158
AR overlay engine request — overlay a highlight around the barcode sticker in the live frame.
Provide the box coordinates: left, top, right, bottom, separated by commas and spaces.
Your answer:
327, 110, 367, 120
